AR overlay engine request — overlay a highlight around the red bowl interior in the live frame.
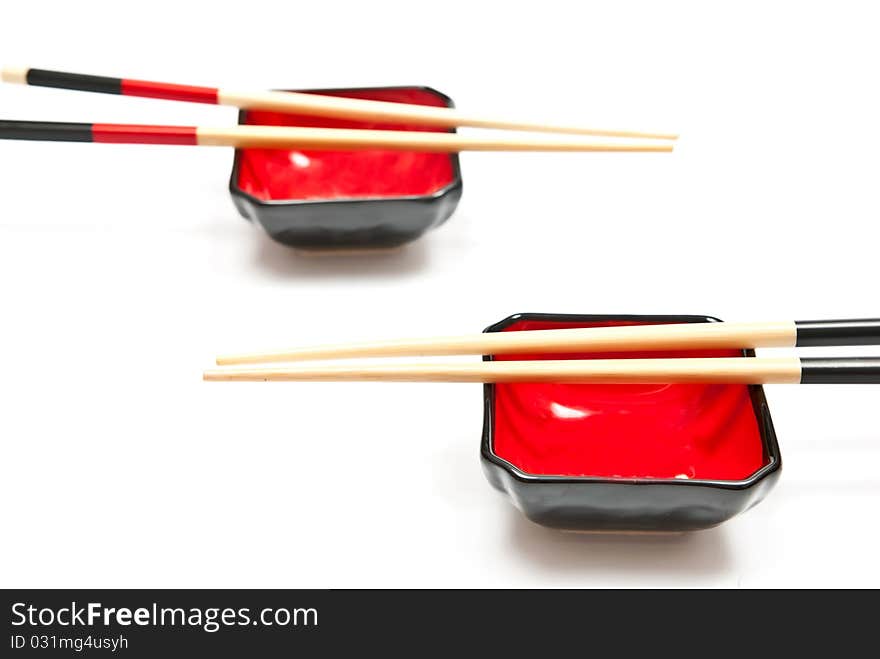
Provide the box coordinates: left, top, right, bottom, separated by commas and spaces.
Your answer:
235, 87, 456, 202
491, 318, 769, 481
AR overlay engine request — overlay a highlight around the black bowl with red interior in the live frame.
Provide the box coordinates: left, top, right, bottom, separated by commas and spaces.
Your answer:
480, 313, 782, 533
229, 86, 462, 250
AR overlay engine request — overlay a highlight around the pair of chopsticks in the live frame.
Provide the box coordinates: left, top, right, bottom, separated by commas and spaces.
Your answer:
0, 67, 675, 153
203, 318, 880, 385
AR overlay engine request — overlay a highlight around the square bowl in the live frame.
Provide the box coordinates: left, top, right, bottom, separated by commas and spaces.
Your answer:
229, 86, 463, 251
480, 313, 782, 532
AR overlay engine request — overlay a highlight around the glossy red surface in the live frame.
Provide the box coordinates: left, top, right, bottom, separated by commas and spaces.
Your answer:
235, 88, 456, 201
92, 124, 198, 145
491, 319, 768, 480
121, 78, 218, 104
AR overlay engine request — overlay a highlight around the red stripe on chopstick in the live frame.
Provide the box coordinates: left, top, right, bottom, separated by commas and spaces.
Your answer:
92, 124, 198, 145
120, 78, 219, 104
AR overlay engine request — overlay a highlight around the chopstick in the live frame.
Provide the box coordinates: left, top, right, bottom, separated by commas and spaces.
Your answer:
214, 319, 880, 365
202, 357, 880, 384
0, 120, 673, 153
2, 67, 677, 141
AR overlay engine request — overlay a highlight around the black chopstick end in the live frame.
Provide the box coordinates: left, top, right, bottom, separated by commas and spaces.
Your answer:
26, 68, 122, 95
795, 318, 880, 347
0, 120, 93, 142
800, 357, 880, 384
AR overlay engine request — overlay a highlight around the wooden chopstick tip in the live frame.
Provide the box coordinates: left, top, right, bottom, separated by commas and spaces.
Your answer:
617, 130, 678, 142
586, 128, 678, 141
206, 367, 308, 382
215, 354, 270, 366
204, 368, 274, 382
597, 142, 674, 152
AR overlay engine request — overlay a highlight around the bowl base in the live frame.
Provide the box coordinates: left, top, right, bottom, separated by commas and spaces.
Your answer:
560, 528, 689, 536
291, 245, 407, 257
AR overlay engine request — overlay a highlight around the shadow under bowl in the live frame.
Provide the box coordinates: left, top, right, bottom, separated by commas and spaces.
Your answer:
480, 313, 782, 533
229, 86, 463, 251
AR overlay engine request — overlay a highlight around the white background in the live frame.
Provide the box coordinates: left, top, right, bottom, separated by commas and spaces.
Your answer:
1, 1, 879, 588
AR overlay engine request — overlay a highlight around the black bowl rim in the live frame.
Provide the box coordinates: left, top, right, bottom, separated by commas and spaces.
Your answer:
480, 312, 782, 491
228, 85, 463, 208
